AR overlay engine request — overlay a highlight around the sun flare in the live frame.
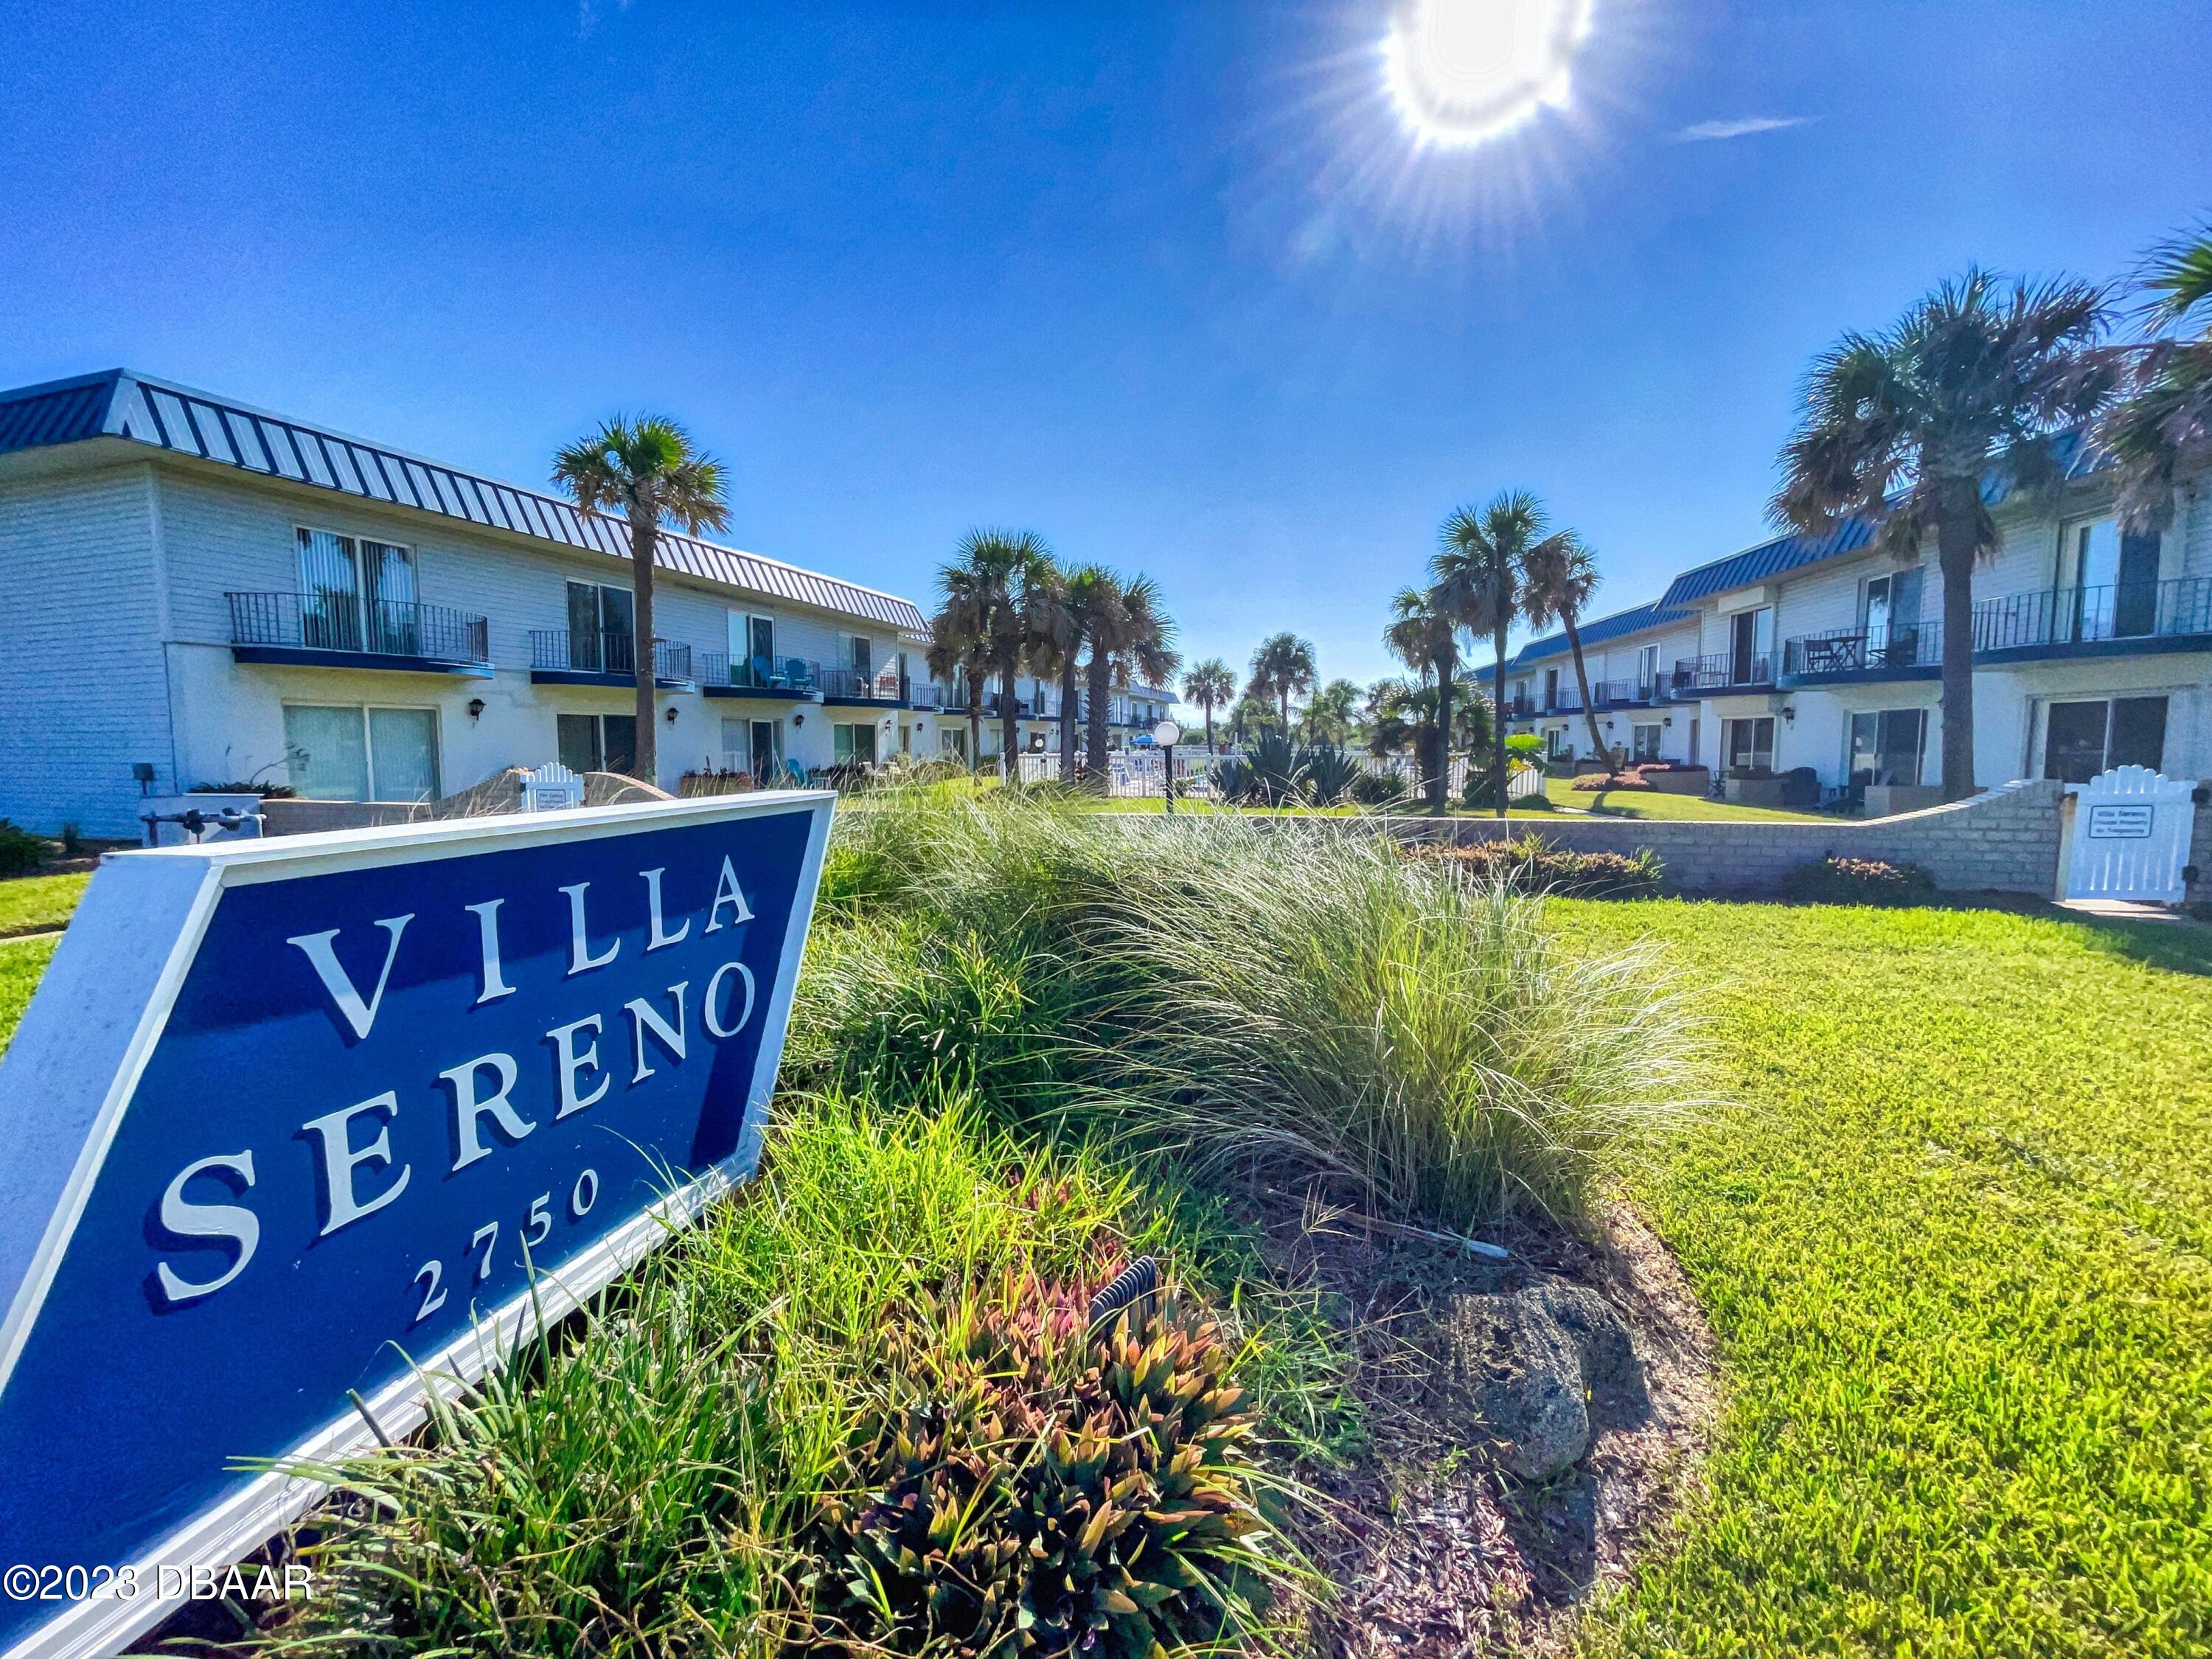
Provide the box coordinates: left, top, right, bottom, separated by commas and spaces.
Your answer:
1384, 0, 1596, 148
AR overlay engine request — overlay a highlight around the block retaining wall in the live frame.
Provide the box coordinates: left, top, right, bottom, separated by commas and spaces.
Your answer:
1378, 778, 2070, 897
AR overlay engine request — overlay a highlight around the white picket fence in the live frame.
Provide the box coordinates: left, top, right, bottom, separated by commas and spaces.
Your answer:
1014, 748, 1541, 802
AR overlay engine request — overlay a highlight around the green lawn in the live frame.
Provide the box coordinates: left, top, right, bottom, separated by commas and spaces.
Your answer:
1537, 774, 1832, 822
0, 936, 59, 1047
1557, 900, 2212, 1658
0, 872, 90, 938
3, 863, 2205, 1654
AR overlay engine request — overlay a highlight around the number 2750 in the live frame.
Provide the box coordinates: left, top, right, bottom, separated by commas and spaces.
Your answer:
409, 1166, 601, 1325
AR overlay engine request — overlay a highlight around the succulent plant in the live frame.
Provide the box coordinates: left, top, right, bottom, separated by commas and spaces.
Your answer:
804, 1273, 1274, 1659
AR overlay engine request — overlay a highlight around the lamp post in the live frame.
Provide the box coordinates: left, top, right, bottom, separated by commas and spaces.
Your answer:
1153, 719, 1181, 813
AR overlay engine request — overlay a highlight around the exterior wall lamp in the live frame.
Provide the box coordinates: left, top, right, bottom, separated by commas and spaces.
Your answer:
467, 698, 484, 723
664, 706, 678, 725
793, 712, 805, 726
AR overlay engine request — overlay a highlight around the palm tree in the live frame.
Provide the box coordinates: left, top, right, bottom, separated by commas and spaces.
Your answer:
552, 416, 728, 784
1247, 633, 1318, 732
1303, 678, 1362, 745
1436, 494, 1539, 818
942, 529, 1054, 776
926, 593, 991, 774
1040, 565, 1110, 781
1384, 585, 1458, 806
1517, 529, 1614, 772
1777, 270, 2113, 799
1180, 658, 1237, 754
1081, 573, 1179, 787
2099, 220, 2212, 534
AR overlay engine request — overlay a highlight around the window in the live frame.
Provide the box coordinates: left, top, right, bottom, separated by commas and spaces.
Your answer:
1848, 709, 1927, 785
1688, 717, 1700, 765
567, 582, 635, 673
557, 712, 637, 776
2059, 517, 2163, 639
1632, 723, 1662, 762
296, 528, 417, 653
941, 727, 967, 760
1722, 716, 1775, 773
1636, 644, 1659, 698
2042, 696, 2167, 784
283, 704, 440, 801
1728, 608, 1774, 684
832, 722, 879, 765
720, 715, 783, 777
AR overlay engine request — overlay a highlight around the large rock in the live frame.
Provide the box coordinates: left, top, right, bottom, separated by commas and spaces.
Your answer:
1435, 1281, 1647, 1481
1437, 1290, 1590, 1481
1528, 1281, 1648, 1426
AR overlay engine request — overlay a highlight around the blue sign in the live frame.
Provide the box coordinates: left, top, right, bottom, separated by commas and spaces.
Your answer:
0, 793, 832, 1658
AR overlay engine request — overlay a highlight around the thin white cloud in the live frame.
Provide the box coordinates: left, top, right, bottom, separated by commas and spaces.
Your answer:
1676, 116, 1814, 143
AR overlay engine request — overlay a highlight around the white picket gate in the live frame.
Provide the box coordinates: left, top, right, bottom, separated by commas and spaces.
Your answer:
521, 761, 585, 813
2065, 765, 2198, 903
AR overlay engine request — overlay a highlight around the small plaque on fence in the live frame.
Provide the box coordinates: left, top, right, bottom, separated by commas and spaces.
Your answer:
2086, 804, 2154, 839
522, 761, 585, 813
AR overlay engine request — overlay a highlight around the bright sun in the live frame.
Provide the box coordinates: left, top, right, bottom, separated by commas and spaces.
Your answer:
1383, 0, 1596, 148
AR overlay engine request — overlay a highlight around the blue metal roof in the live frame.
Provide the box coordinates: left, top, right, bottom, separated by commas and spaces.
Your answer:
1506, 600, 1693, 668
0, 369, 927, 633
1656, 516, 1880, 608
1658, 431, 2110, 610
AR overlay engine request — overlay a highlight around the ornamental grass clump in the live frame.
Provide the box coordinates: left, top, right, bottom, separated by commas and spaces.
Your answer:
818, 792, 1694, 1232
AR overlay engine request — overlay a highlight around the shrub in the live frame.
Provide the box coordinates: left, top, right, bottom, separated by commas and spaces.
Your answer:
58, 823, 82, 859
1571, 770, 1651, 791
1212, 756, 1253, 804
807, 1283, 1276, 1659
0, 821, 45, 878
1781, 854, 1938, 905
282, 1093, 1189, 1658
1436, 835, 1665, 899
1349, 768, 1409, 807
678, 767, 757, 797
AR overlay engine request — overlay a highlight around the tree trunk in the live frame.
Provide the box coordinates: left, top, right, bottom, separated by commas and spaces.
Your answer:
1203, 704, 1216, 754
1565, 614, 1611, 775
1432, 652, 1453, 811
1492, 617, 1509, 819
1059, 658, 1079, 782
630, 517, 658, 785
1085, 647, 1112, 791
998, 655, 1020, 782
966, 672, 982, 775
1937, 499, 1980, 801
1278, 689, 1290, 731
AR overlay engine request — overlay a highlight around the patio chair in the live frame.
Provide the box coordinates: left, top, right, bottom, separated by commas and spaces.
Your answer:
749, 653, 779, 689
785, 657, 815, 691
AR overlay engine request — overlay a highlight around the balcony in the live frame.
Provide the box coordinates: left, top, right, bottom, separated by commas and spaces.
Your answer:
529, 629, 692, 687
1974, 578, 2212, 662
699, 652, 820, 700
226, 591, 493, 676
818, 664, 903, 705
1780, 621, 1944, 684
1670, 652, 1775, 695
903, 681, 949, 709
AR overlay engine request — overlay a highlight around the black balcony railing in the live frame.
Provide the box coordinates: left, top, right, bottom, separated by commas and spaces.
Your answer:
1670, 652, 1775, 693
228, 591, 491, 665
905, 681, 948, 708
1781, 620, 1945, 679
816, 664, 902, 700
1973, 578, 2212, 653
532, 629, 690, 681
700, 652, 820, 692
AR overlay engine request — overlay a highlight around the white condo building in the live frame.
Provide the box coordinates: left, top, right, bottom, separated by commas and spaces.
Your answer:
0, 369, 973, 836
1503, 436, 2212, 805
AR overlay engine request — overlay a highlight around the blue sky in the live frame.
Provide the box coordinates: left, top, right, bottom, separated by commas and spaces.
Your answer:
4, 1, 2207, 690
